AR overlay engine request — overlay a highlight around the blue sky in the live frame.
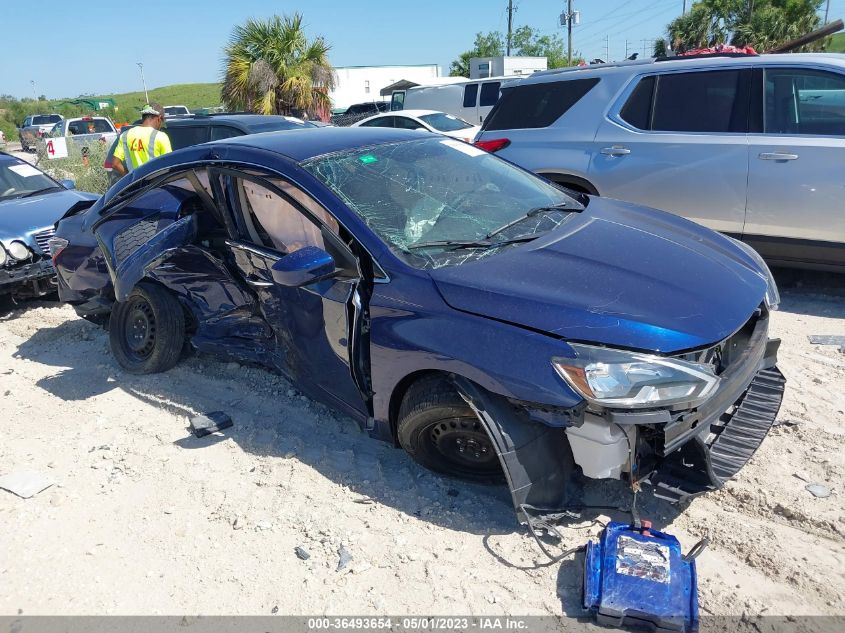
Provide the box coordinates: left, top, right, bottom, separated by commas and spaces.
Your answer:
4, 0, 844, 99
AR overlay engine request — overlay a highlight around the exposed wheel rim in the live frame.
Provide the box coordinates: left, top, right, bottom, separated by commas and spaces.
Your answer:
426, 416, 499, 478
124, 297, 156, 360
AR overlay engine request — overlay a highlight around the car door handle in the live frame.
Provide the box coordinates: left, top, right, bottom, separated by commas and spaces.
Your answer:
244, 276, 273, 288
600, 146, 631, 156
758, 152, 799, 161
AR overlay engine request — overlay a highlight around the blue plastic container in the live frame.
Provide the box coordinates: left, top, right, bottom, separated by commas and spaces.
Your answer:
583, 521, 699, 633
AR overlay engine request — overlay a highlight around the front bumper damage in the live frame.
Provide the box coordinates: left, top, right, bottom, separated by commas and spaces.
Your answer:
455, 311, 785, 521
0, 258, 56, 298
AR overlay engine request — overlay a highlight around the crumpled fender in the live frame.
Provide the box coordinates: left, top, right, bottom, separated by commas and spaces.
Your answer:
108, 215, 197, 302
451, 376, 577, 522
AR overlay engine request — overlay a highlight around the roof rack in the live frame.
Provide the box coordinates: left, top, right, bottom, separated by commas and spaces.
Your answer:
655, 52, 758, 62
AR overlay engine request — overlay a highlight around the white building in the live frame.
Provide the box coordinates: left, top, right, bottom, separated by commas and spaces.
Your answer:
469, 56, 547, 79
330, 64, 441, 110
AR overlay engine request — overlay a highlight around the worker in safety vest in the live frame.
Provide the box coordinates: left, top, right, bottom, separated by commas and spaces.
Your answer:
112, 103, 172, 176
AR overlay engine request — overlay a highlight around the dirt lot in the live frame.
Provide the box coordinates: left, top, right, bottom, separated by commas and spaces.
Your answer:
0, 273, 843, 620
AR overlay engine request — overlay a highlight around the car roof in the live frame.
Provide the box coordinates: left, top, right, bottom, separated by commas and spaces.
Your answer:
217, 126, 433, 162
383, 109, 445, 118
165, 114, 306, 130
521, 52, 845, 85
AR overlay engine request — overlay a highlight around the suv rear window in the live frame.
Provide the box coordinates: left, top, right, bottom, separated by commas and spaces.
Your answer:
651, 69, 750, 133
484, 78, 600, 131
619, 76, 655, 129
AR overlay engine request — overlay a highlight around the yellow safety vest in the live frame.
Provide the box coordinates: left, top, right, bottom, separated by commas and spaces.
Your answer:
113, 126, 172, 170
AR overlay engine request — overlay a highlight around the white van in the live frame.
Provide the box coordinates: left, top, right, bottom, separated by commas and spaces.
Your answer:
390, 76, 521, 125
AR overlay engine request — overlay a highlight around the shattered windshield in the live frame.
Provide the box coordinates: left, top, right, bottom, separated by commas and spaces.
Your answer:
303, 138, 581, 269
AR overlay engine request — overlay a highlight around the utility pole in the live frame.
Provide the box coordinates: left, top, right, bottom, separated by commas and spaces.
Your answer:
30, 80, 37, 101
137, 62, 149, 104
825, 0, 831, 23
625, 39, 629, 59
507, 0, 514, 56
559, 1, 578, 65
604, 35, 610, 62
683, 0, 687, 15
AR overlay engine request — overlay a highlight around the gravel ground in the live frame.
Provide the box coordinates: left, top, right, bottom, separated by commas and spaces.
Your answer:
0, 263, 843, 622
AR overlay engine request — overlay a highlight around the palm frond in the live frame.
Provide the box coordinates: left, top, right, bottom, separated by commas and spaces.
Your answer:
220, 12, 335, 118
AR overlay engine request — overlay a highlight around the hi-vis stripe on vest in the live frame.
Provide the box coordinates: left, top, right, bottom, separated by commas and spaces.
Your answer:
121, 128, 158, 171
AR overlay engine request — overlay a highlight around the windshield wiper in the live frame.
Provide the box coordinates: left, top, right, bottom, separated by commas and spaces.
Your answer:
406, 239, 492, 251
485, 202, 571, 240
19, 186, 63, 199
407, 231, 550, 252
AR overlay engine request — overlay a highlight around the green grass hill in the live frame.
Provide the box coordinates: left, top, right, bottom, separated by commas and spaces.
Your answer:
1, 83, 221, 141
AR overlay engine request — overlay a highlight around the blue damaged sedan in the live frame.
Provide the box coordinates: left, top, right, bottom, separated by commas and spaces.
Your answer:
1, 152, 98, 299
51, 127, 785, 520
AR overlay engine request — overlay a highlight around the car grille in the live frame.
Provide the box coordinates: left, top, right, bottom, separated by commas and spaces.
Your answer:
33, 227, 55, 256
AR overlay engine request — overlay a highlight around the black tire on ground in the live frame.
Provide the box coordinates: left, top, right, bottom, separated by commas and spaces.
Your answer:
108, 282, 185, 374
397, 376, 504, 483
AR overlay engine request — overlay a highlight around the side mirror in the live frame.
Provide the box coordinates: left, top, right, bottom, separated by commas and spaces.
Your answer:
60, 179, 76, 190
415, 127, 427, 132
270, 246, 336, 287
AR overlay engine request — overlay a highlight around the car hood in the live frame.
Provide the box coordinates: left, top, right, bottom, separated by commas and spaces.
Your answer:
0, 189, 99, 241
428, 197, 769, 353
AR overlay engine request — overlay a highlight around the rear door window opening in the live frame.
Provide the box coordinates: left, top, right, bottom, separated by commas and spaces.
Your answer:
618, 69, 751, 133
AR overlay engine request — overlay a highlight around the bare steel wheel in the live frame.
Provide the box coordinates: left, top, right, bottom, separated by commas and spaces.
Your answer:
397, 376, 503, 483
109, 282, 185, 374
125, 297, 157, 360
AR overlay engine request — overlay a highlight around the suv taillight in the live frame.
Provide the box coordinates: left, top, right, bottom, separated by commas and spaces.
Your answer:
474, 138, 511, 153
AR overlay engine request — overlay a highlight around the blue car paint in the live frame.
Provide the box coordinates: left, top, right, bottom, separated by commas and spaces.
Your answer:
0, 189, 96, 241
428, 198, 768, 353
52, 128, 778, 514
1, 154, 98, 295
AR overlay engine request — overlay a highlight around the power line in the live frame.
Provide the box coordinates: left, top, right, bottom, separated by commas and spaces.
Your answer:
577, 1, 679, 52
577, 0, 674, 37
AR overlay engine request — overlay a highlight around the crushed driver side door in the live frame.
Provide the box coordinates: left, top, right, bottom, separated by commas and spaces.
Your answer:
212, 168, 373, 422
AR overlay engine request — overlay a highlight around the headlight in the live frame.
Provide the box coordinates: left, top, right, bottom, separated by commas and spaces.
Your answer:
553, 343, 720, 409
0, 246, 7, 266
730, 238, 779, 310
7, 241, 32, 261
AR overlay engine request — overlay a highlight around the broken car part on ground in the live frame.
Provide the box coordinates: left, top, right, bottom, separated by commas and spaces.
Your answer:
52, 127, 785, 522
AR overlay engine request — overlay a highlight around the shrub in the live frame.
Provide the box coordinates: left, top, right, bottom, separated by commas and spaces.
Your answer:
35, 139, 111, 194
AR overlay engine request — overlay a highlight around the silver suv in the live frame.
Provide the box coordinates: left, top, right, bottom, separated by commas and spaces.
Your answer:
474, 53, 845, 271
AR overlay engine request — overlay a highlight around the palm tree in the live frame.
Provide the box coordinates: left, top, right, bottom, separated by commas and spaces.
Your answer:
665, 0, 823, 53
221, 14, 336, 119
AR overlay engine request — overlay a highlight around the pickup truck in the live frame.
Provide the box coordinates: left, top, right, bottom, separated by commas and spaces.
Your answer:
18, 114, 64, 151
42, 116, 118, 152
